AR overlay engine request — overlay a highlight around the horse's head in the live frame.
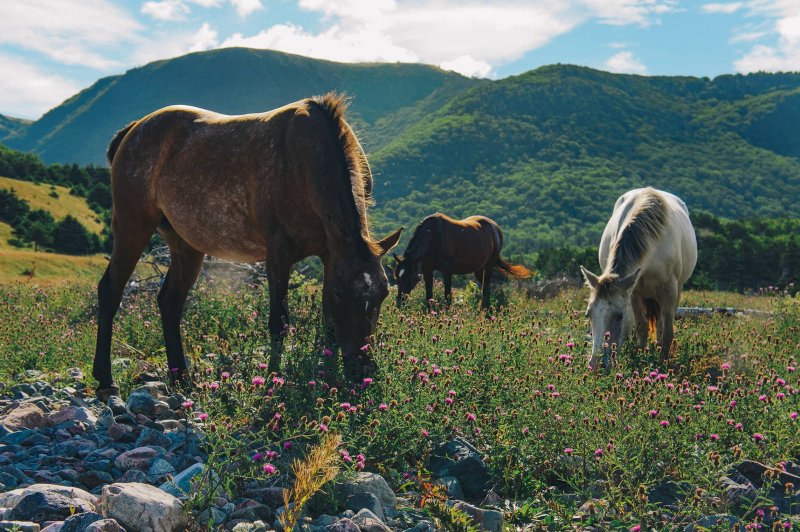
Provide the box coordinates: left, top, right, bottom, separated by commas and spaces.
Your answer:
581, 266, 641, 371
392, 254, 421, 306
323, 228, 403, 374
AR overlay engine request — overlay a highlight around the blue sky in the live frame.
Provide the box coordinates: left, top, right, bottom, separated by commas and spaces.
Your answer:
2, 1, 799, 119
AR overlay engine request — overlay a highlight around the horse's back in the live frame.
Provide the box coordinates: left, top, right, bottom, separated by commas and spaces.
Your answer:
601, 188, 697, 284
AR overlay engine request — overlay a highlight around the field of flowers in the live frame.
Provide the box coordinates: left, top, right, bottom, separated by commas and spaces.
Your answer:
0, 277, 798, 530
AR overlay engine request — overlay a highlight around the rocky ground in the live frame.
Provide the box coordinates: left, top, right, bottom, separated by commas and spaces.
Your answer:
0, 370, 796, 531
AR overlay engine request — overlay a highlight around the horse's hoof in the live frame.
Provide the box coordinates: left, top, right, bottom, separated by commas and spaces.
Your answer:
96, 385, 121, 402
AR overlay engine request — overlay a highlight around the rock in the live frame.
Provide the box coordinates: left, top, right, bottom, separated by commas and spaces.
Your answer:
49, 406, 97, 428
451, 455, 490, 500
347, 492, 384, 520
434, 476, 464, 500
100, 482, 187, 532
718, 472, 757, 510
2, 404, 48, 431
231, 521, 269, 532
106, 397, 129, 417
146, 459, 175, 482
648, 481, 690, 507
7, 490, 95, 522
117, 469, 148, 483
0, 521, 40, 532
0, 485, 97, 514
159, 462, 205, 497
403, 522, 436, 532
350, 509, 391, 532
124, 393, 158, 416
451, 501, 503, 532
0, 429, 38, 446
106, 424, 134, 442
322, 518, 360, 532
61, 512, 104, 532
78, 470, 115, 489
337, 473, 396, 509
40, 524, 62, 532
85, 520, 122, 532
684, 514, 741, 531
135, 428, 171, 449
114, 447, 159, 471
241, 486, 288, 507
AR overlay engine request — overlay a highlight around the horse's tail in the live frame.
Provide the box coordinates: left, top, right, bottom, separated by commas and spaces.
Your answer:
107, 121, 137, 164
644, 298, 661, 341
496, 256, 533, 279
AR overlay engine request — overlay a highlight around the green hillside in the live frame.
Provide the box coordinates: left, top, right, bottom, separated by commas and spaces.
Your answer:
5, 48, 475, 165
368, 66, 800, 251
0, 114, 31, 141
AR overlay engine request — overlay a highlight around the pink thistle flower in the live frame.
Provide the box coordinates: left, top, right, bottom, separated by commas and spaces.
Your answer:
197, 412, 209, 421
252, 376, 266, 386
735, 422, 743, 431
284, 441, 293, 450
551, 392, 561, 398
448, 389, 457, 397
273, 376, 285, 386
209, 382, 219, 391
777, 392, 785, 400
630, 526, 641, 532
258, 362, 268, 370
759, 395, 767, 402
421, 429, 429, 437
444, 397, 454, 406
252, 452, 263, 462
221, 372, 230, 380
649, 410, 659, 417
263, 463, 277, 475
445, 349, 453, 355
791, 412, 798, 420
564, 448, 573, 454
566, 342, 575, 349
660, 420, 669, 427
721, 362, 731, 370
787, 365, 795, 373
340, 402, 351, 410
466, 413, 476, 422
752, 432, 764, 442
181, 400, 194, 409
360, 344, 370, 352
308, 380, 317, 387
707, 385, 717, 392
319, 423, 328, 433
522, 427, 529, 435
378, 403, 388, 411
594, 448, 603, 457
324, 348, 334, 357
710, 433, 719, 441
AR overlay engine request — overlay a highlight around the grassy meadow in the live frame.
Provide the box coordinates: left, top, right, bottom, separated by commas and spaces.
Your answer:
0, 276, 797, 530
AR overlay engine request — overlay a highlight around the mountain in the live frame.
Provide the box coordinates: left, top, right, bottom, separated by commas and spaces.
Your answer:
0, 114, 31, 142
5, 50, 800, 255
367, 65, 800, 252
5, 47, 477, 165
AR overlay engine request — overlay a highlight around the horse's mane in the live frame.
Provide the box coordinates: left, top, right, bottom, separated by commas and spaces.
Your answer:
306, 93, 378, 255
609, 188, 669, 275
404, 215, 439, 261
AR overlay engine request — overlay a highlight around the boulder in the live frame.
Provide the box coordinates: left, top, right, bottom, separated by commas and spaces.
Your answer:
2, 404, 48, 431
451, 501, 503, 532
158, 462, 205, 497
350, 508, 391, 532
336, 473, 396, 509
61, 512, 104, 532
99, 482, 187, 532
7, 490, 95, 523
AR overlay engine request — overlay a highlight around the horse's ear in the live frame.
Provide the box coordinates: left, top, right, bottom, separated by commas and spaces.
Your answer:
376, 227, 404, 257
580, 266, 599, 289
617, 268, 640, 291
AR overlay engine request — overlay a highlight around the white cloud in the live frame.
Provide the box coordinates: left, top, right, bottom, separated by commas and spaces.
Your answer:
133, 22, 221, 65
702, 2, 743, 14
439, 55, 492, 78
187, 0, 222, 6
189, 23, 220, 52
579, 0, 678, 26
604, 50, 648, 74
141, 0, 191, 21
734, 4, 800, 72
731, 29, 769, 42
0, 54, 81, 119
230, 0, 263, 17
3, 0, 140, 69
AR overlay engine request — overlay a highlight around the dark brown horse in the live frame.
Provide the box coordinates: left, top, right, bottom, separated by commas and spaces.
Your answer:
392, 213, 531, 308
94, 94, 402, 399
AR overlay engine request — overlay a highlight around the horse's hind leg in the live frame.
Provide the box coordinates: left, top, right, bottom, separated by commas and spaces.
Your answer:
443, 271, 453, 307
476, 267, 494, 309
94, 216, 159, 400
157, 225, 205, 384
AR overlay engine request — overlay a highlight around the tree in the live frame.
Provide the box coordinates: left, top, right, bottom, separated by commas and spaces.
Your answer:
50, 215, 97, 255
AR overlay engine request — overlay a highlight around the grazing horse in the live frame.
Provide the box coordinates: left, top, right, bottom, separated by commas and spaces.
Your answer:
392, 213, 531, 309
94, 94, 403, 399
581, 187, 697, 370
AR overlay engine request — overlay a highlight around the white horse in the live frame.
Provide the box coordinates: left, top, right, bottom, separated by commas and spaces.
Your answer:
581, 187, 697, 370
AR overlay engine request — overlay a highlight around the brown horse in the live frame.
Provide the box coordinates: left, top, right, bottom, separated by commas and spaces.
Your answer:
94, 94, 403, 399
392, 213, 531, 308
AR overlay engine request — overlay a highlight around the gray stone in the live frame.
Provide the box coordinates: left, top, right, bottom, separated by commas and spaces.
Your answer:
2, 404, 47, 432
684, 514, 741, 531
337, 473, 396, 509
78, 470, 114, 489
322, 518, 360, 532
347, 492, 384, 520
99, 482, 187, 532
135, 428, 171, 449
106, 397, 129, 416
231, 521, 269, 532
451, 455, 490, 500
124, 393, 158, 416
0, 429, 37, 446
0, 484, 96, 510
648, 481, 690, 507
403, 522, 436, 532
351, 508, 391, 532
451, 501, 503, 532
114, 447, 159, 471
718, 473, 757, 509
435, 476, 464, 500
8, 491, 95, 522
85, 519, 122, 532
146, 459, 175, 482
158, 462, 205, 497
61, 511, 104, 532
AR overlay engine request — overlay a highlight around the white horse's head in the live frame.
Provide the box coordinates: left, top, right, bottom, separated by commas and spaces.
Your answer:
581, 266, 641, 371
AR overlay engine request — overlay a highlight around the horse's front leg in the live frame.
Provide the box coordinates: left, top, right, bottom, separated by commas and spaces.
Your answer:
631, 296, 648, 351
423, 267, 434, 305
266, 257, 291, 374
442, 269, 453, 307
657, 282, 679, 361
480, 267, 494, 310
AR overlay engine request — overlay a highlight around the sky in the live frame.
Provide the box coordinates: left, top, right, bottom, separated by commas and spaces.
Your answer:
2, 0, 800, 119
